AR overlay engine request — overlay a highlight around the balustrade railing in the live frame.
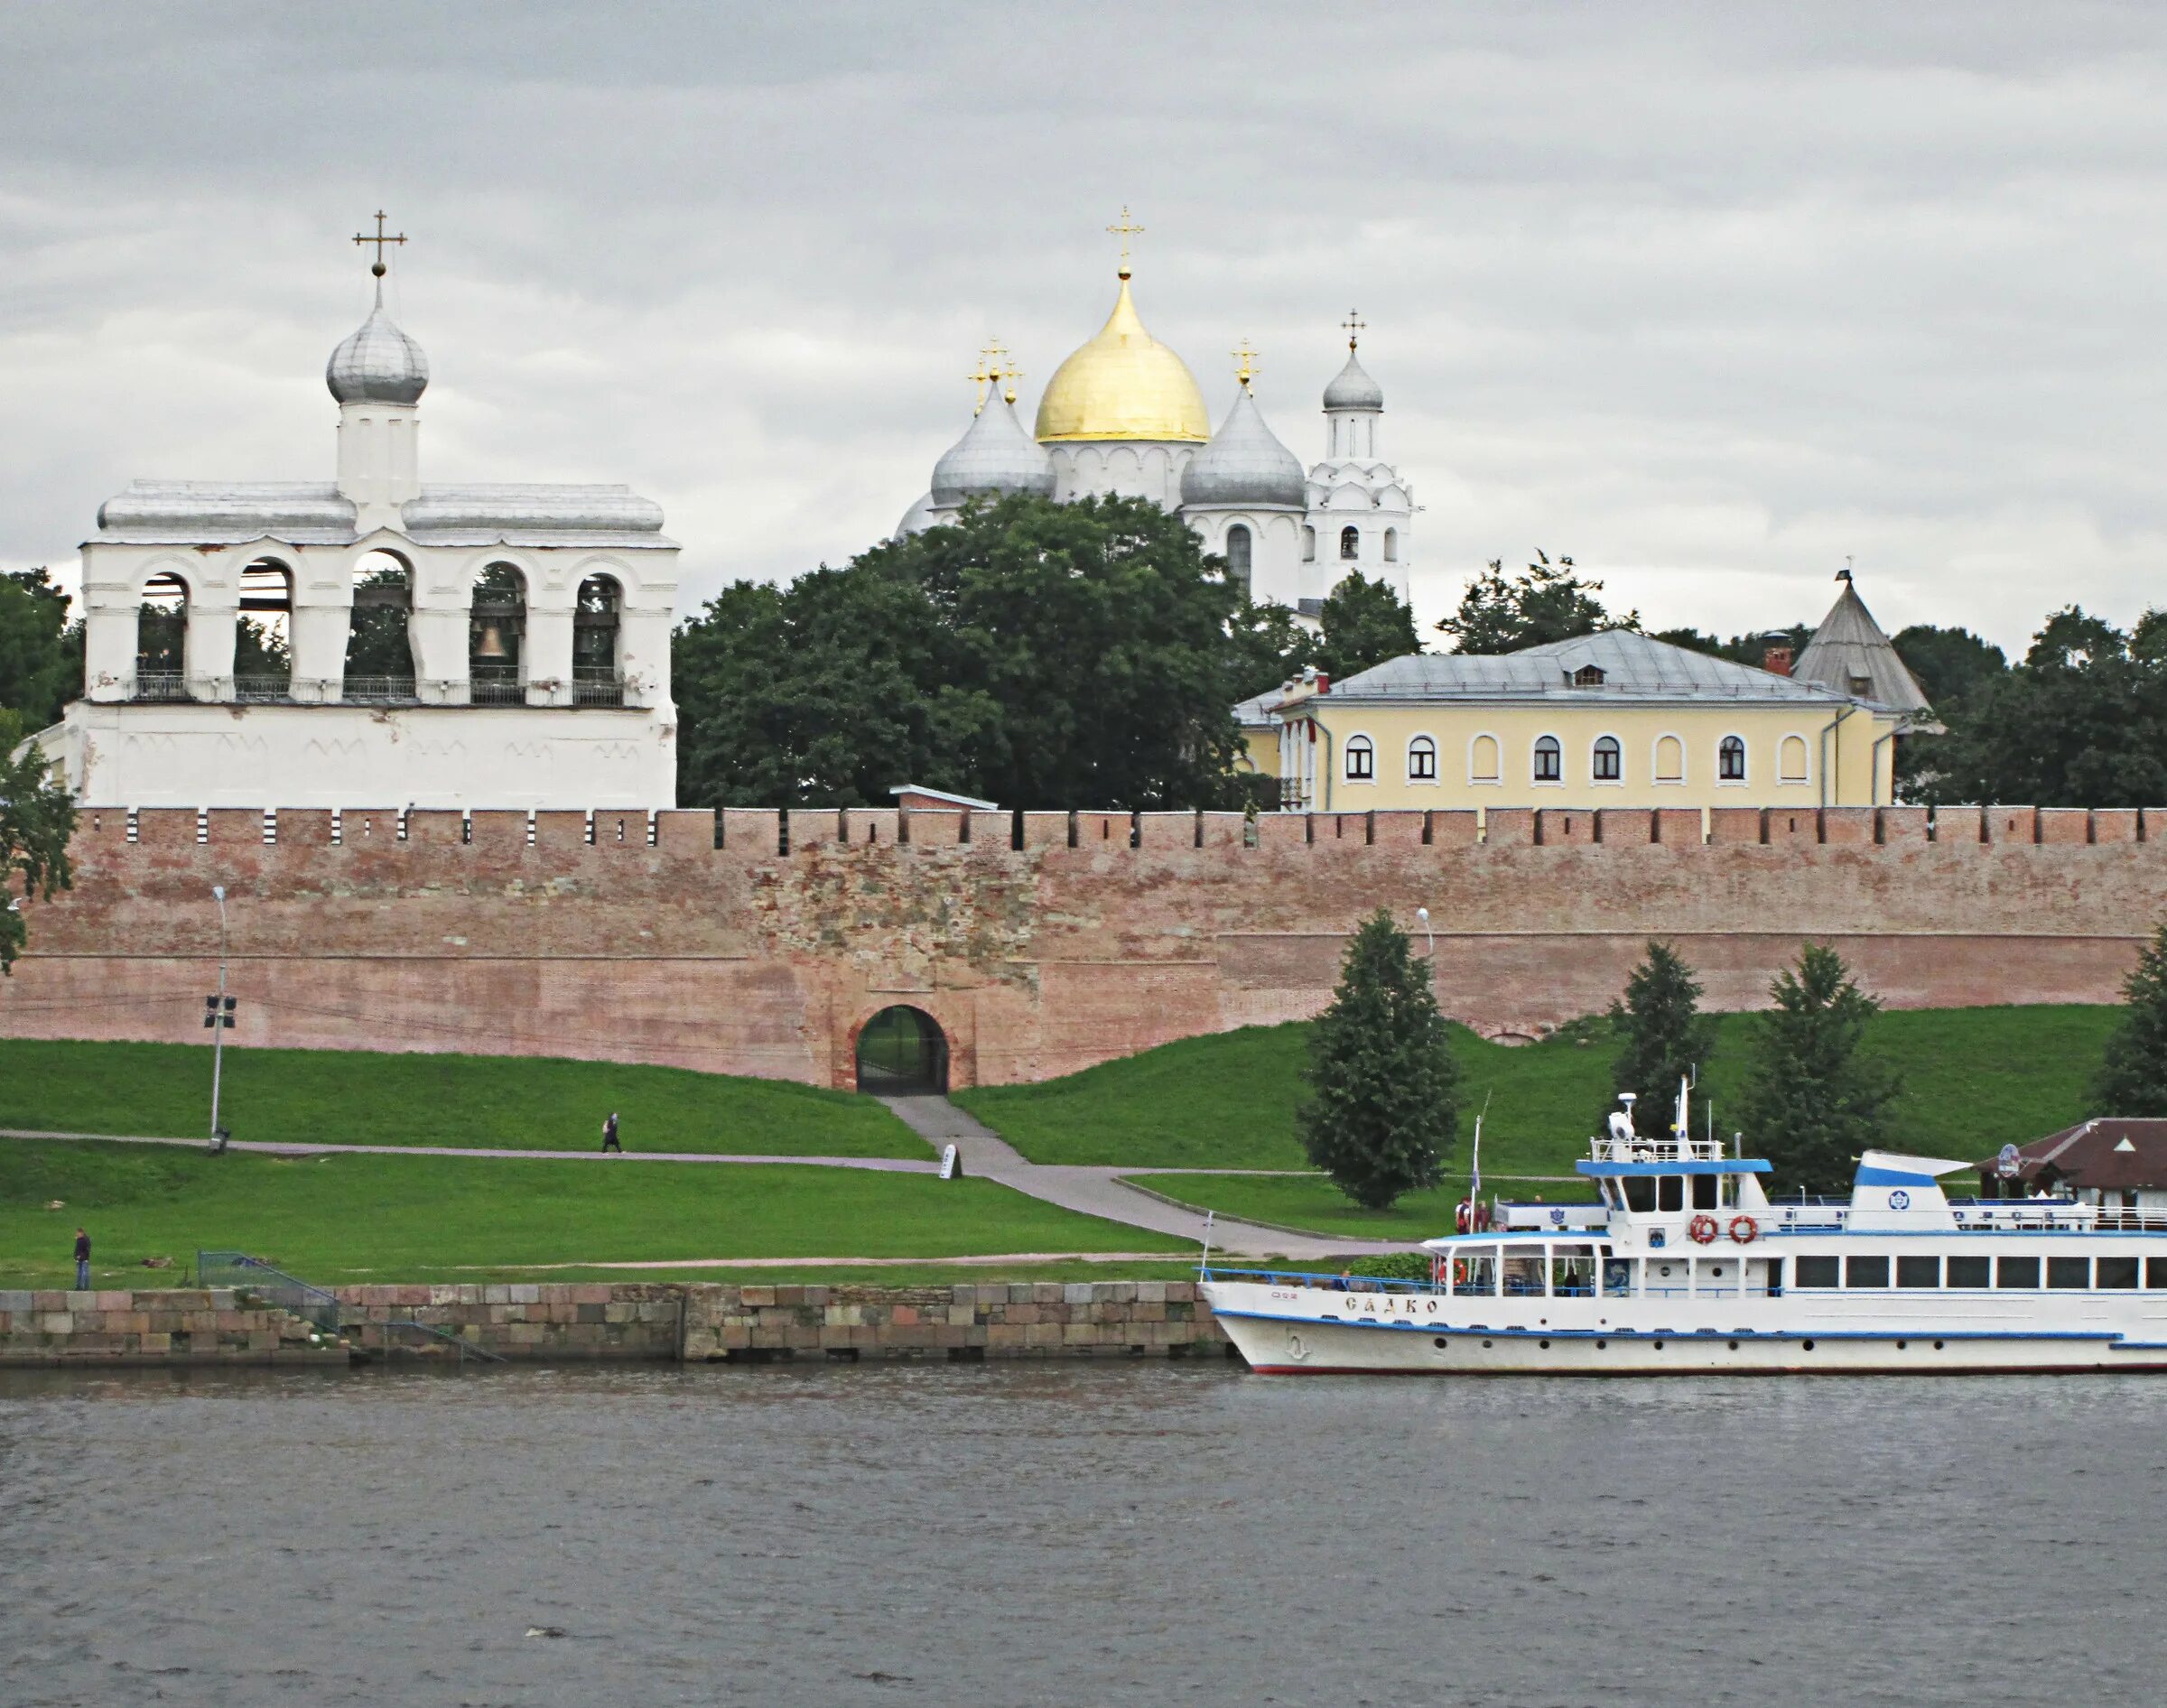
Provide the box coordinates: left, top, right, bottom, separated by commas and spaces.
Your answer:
233, 674, 293, 703
130, 670, 189, 702
571, 665, 624, 707
342, 674, 418, 704
470, 665, 526, 706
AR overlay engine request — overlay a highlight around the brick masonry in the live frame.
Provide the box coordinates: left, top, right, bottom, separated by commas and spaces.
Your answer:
5, 803, 2163, 1087
0, 1287, 347, 1366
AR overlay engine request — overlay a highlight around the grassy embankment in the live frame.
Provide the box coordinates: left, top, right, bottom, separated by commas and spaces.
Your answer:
0, 1039, 920, 1157
0, 1139, 1185, 1289
958, 1006, 2120, 1241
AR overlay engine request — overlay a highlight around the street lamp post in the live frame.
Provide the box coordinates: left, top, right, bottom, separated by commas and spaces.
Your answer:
1416, 905, 1434, 959
208, 885, 230, 1151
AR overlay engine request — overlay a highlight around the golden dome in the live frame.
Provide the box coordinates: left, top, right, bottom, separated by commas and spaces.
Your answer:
1034, 274, 1210, 443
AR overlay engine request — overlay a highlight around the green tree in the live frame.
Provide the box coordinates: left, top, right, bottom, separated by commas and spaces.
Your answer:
0, 711, 77, 973
1741, 943, 1902, 1192
1608, 941, 1716, 1131
343, 568, 415, 680
2093, 918, 2167, 1116
1888, 623, 2006, 712
1316, 571, 1418, 678
1916, 608, 2167, 807
675, 494, 1251, 810
0, 568, 79, 728
1299, 909, 1460, 1209
1436, 552, 1639, 654
1650, 622, 1812, 670
1225, 598, 1316, 701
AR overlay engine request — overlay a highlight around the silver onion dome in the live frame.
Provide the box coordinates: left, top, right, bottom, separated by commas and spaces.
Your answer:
1180, 386, 1307, 508
1322, 349, 1383, 412
326, 283, 430, 406
929, 393, 1056, 506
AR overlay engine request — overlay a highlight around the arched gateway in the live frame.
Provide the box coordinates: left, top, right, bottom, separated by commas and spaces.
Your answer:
853, 1006, 950, 1095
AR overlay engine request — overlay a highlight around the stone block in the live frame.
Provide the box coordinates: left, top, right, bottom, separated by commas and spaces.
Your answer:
966, 811, 1011, 849
2093, 808, 2140, 843
509, 1284, 540, 1305
1032, 1283, 1063, 1304
1019, 811, 1071, 849
274, 808, 336, 846
1707, 807, 1763, 846
1878, 806, 1930, 843
1198, 812, 1248, 848
1483, 808, 1534, 846
786, 809, 841, 851
1820, 808, 1875, 846
1134, 1281, 1166, 1304
1138, 811, 1197, 849
94, 1291, 132, 1311
739, 1286, 775, 1307
1371, 811, 1425, 848
2038, 808, 2090, 845
1024, 1323, 1063, 1348
1652, 807, 1704, 847
1428, 810, 1480, 848
1536, 809, 1593, 846
1933, 805, 1986, 845
0, 1291, 33, 1314
1076, 811, 1131, 849
1062, 1322, 1098, 1345
1596, 808, 1654, 846
206, 807, 267, 846
405, 809, 465, 846
1986, 805, 2038, 845
842, 807, 899, 847
655, 810, 718, 853
532, 810, 591, 850
1063, 1283, 1094, 1305
721, 809, 781, 855
1765, 809, 1818, 846
591, 809, 649, 849
1255, 813, 1309, 849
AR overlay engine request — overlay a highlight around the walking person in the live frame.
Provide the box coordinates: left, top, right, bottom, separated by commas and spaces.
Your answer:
73, 1227, 91, 1291
601, 1111, 621, 1154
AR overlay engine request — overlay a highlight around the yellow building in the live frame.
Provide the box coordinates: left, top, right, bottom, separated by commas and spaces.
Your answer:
1239, 628, 1911, 812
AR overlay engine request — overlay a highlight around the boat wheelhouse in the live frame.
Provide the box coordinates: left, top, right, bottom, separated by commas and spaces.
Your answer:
1202, 1088, 2167, 1375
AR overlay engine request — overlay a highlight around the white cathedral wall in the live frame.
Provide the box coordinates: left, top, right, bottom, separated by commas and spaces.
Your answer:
1046, 441, 1195, 510
58, 699, 676, 810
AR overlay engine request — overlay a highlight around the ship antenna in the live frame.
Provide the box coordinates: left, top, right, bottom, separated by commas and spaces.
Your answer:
1197, 1208, 1214, 1282
1469, 1089, 1493, 1223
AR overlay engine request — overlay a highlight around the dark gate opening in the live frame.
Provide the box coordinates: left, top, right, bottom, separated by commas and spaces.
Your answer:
854, 1006, 950, 1095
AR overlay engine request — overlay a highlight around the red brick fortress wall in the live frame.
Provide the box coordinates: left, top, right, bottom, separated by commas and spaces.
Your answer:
3, 803, 2161, 1088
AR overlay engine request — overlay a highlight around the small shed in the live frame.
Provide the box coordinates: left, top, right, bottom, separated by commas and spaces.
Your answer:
1976, 1119, 2167, 1215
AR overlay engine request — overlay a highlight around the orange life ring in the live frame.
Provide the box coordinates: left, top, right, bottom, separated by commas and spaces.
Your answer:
1452, 1260, 1467, 1286
1687, 1213, 1720, 1245
1728, 1214, 1759, 1245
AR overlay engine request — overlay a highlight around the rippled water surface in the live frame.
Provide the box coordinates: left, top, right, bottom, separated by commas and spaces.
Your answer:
5, 1360, 2162, 1706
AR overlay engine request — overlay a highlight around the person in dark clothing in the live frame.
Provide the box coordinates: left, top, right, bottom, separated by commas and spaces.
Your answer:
601, 1112, 621, 1154
73, 1228, 90, 1290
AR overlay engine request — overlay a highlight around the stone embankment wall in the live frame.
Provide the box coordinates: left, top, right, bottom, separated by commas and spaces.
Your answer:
0, 1287, 347, 1366
5, 801, 2162, 1087
0, 1283, 1229, 1366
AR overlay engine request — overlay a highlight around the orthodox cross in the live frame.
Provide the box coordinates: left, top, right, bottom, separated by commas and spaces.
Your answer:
353, 210, 408, 278
988, 339, 1023, 404
1341, 310, 1366, 350
1231, 340, 1259, 390
968, 351, 991, 412
1107, 205, 1144, 274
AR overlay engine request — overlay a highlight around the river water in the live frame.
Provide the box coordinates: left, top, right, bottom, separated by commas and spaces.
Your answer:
3, 1361, 2160, 1706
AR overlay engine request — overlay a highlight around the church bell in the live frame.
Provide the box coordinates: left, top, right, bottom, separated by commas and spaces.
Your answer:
474, 621, 508, 660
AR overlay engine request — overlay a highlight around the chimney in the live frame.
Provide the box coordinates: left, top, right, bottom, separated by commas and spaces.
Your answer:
1762, 636, 1794, 677
1315, 673, 1330, 694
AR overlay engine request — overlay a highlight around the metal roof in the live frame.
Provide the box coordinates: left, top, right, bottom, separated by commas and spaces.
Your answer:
94, 480, 674, 550
1983, 1121, 2167, 1193
1793, 581, 1933, 717
1313, 628, 1856, 707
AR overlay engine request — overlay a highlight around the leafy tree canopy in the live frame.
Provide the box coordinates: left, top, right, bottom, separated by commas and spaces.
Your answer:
1649, 622, 1812, 672
1740, 943, 1902, 1193
1888, 623, 2007, 712
1608, 941, 1717, 1132
2093, 917, 2167, 1117
1299, 909, 1460, 1210
0, 710, 77, 973
0, 568, 82, 729
1437, 552, 1639, 654
1314, 571, 1418, 679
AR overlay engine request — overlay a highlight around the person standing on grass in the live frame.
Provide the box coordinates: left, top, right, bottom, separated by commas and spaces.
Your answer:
602, 1111, 621, 1154
73, 1227, 90, 1290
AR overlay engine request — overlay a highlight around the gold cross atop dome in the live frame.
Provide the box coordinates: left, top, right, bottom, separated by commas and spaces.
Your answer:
1106, 205, 1144, 278
353, 210, 408, 278
1342, 309, 1367, 351
1232, 340, 1259, 390
968, 351, 991, 413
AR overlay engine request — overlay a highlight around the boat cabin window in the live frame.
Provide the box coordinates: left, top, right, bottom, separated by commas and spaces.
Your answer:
1691, 1174, 1718, 1211
1657, 1176, 1684, 1213
2149, 1258, 2167, 1289
1603, 1257, 1633, 1295
1794, 1256, 1838, 1288
1996, 1256, 2041, 1289
2097, 1257, 2140, 1289
2048, 1257, 2090, 1289
1621, 1176, 1656, 1213
1896, 1256, 1939, 1288
1846, 1255, 1890, 1288
1947, 1255, 1989, 1289
1550, 1246, 1595, 1297
1502, 1253, 1547, 1296
1455, 1249, 1498, 1296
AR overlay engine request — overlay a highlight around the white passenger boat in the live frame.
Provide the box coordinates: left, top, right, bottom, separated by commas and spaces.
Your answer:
1203, 1087, 2167, 1375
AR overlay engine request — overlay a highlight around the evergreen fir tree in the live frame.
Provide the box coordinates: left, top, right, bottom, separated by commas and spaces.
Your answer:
1300, 910, 1459, 1209
2093, 917, 2167, 1115
1608, 941, 1716, 1131
1740, 943, 1902, 1192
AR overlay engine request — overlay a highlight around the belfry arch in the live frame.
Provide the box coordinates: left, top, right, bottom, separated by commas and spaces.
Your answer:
853, 1006, 951, 1095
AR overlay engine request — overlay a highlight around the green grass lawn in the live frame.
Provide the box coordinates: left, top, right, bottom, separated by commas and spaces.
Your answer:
0, 1140, 1181, 1288
960, 1005, 2120, 1175
1130, 1173, 1493, 1245
0, 1039, 922, 1158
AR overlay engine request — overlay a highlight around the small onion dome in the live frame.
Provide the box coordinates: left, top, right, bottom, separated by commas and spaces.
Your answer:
896, 491, 937, 536
1180, 386, 1307, 509
1323, 349, 1383, 412
327, 282, 429, 405
929, 392, 1056, 506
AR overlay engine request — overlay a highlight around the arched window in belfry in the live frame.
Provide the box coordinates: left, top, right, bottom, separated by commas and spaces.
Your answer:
1301, 525, 1316, 562
1339, 525, 1360, 561
344, 550, 417, 702
573, 572, 625, 705
1382, 527, 1399, 563
236, 558, 293, 702
135, 572, 189, 701
1224, 524, 1253, 598
470, 562, 528, 704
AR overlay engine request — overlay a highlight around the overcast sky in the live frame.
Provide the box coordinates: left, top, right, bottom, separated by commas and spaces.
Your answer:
4, 2, 2163, 654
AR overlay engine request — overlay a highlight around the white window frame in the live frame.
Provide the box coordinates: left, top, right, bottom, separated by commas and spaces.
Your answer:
1777, 732, 1812, 785
1406, 733, 1438, 785
1590, 733, 1624, 786
1467, 731, 1502, 786
1716, 733, 1749, 786
1651, 732, 1687, 786
1531, 733, 1565, 787
1344, 731, 1376, 784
